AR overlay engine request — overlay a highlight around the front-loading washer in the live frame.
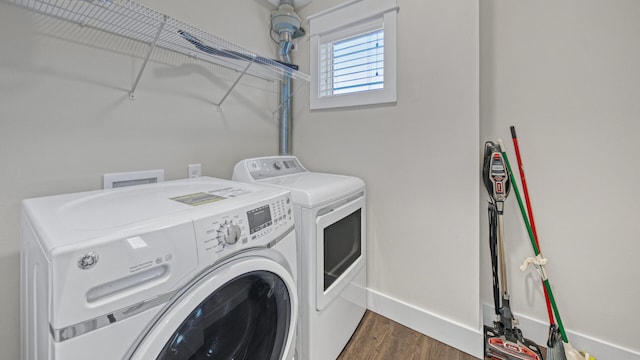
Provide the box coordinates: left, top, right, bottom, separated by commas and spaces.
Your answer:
20, 177, 298, 360
233, 156, 366, 360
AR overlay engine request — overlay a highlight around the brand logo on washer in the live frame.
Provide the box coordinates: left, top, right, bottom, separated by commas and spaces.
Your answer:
78, 252, 99, 270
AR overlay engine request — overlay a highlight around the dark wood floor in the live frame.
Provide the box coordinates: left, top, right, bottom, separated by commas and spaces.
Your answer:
337, 311, 479, 360
337, 311, 546, 360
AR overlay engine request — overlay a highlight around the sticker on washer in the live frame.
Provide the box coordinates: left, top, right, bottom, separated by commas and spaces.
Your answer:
209, 187, 251, 198
126, 236, 148, 249
171, 192, 226, 206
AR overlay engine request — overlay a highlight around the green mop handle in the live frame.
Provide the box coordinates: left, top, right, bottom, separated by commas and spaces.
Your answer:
498, 140, 569, 343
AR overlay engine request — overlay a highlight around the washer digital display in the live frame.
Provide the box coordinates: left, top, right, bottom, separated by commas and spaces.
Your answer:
247, 205, 272, 234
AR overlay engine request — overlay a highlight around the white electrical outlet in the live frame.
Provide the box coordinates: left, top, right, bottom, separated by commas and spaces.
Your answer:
188, 164, 201, 178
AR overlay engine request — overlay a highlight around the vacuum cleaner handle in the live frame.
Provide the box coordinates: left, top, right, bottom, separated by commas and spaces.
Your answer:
483, 141, 511, 212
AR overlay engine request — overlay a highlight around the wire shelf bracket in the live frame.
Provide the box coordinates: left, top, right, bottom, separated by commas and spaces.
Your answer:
129, 14, 165, 100
213, 61, 253, 109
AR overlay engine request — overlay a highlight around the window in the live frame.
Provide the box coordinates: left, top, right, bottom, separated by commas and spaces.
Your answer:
320, 29, 384, 96
309, 0, 398, 109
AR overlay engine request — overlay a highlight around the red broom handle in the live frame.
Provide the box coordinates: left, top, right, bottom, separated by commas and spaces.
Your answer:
510, 126, 555, 326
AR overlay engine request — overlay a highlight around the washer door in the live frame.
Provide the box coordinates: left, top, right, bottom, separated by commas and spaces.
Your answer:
128, 256, 297, 360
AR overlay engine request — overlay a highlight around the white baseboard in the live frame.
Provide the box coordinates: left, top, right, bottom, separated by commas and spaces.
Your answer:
481, 303, 640, 360
367, 288, 484, 359
366, 289, 640, 360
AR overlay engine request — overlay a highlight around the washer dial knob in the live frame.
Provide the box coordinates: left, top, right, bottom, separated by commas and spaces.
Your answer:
220, 222, 241, 245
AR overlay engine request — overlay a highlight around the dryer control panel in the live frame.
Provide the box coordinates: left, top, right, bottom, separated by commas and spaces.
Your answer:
233, 156, 307, 180
194, 191, 293, 262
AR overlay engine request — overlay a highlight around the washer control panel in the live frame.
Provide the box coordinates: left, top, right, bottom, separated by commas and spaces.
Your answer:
234, 156, 307, 180
194, 192, 293, 261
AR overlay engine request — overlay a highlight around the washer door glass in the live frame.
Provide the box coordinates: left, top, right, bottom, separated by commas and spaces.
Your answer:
158, 270, 291, 360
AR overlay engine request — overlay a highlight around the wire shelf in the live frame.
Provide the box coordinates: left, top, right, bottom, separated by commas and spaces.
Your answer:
7, 0, 310, 103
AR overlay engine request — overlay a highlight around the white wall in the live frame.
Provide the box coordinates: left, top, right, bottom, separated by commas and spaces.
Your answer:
296, 0, 482, 356
480, 1, 640, 357
0, 1, 281, 358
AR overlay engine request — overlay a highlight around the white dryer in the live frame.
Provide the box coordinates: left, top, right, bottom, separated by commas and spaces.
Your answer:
233, 156, 366, 360
21, 177, 298, 360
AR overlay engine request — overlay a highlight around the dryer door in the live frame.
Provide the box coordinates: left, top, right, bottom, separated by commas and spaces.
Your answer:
315, 194, 366, 311
127, 256, 297, 360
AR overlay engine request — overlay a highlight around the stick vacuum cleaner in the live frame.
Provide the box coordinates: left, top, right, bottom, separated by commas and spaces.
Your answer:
483, 140, 543, 360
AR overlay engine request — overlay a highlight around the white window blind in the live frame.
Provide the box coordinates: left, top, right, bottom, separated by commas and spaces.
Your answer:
320, 29, 384, 97
309, 0, 398, 110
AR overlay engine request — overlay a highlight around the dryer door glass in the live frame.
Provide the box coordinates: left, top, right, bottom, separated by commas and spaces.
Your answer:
323, 208, 362, 290
157, 271, 291, 360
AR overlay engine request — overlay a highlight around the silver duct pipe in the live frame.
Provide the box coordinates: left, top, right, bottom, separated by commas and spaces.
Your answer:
278, 32, 293, 155
272, 2, 300, 155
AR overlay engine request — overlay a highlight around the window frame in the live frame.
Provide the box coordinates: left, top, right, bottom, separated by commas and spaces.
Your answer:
309, 0, 398, 110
